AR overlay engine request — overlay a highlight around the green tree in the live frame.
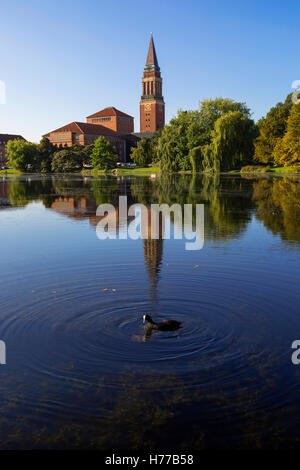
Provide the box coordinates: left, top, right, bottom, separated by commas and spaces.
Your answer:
209, 111, 258, 171
157, 98, 253, 173
37, 137, 56, 172
189, 146, 203, 173
157, 110, 195, 172
82, 144, 94, 166
273, 103, 300, 166
131, 137, 155, 166
91, 137, 117, 170
51, 149, 84, 173
254, 94, 292, 164
194, 97, 251, 147
6, 139, 39, 171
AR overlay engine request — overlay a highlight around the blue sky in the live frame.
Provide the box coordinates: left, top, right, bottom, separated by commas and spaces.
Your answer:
0, 0, 299, 142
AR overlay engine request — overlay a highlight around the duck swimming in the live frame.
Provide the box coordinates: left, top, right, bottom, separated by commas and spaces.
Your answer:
143, 314, 182, 331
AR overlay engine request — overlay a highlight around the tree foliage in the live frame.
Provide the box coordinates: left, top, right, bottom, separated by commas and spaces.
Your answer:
37, 137, 56, 172
82, 144, 94, 166
91, 137, 117, 170
189, 146, 203, 173
131, 137, 155, 166
157, 110, 197, 172
6, 135, 119, 173
157, 98, 255, 173
7, 137, 58, 172
51, 148, 84, 173
254, 94, 293, 164
6, 140, 39, 171
273, 103, 300, 166
209, 111, 258, 171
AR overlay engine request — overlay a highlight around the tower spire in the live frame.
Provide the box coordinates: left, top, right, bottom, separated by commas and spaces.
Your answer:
140, 34, 165, 132
145, 33, 160, 71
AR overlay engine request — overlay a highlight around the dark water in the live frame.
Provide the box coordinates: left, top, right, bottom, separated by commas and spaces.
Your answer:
1, 173, 300, 450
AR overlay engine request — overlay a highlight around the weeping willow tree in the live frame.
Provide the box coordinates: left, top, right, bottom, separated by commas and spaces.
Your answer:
157, 111, 195, 172
157, 99, 255, 173
189, 146, 203, 173
205, 111, 258, 172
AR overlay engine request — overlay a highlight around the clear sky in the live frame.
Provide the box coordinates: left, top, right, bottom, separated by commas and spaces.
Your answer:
0, 0, 299, 142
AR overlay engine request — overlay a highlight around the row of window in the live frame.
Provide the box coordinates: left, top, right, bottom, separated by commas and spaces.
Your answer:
53, 133, 70, 141
118, 116, 131, 122
92, 117, 111, 123
143, 81, 162, 96
91, 116, 131, 123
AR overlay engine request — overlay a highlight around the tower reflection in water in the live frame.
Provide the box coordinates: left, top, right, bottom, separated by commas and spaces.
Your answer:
90, 200, 164, 300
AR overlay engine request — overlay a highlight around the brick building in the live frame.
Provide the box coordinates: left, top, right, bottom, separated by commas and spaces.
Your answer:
45, 121, 128, 161
45, 107, 137, 163
0, 134, 26, 167
86, 107, 134, 135
140, 34, 165, 133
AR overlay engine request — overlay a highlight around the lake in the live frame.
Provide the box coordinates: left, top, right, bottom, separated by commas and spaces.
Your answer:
0, 173, 300, 450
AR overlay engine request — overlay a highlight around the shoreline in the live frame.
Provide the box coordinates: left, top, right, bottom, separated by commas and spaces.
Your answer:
1, 166, 300, 177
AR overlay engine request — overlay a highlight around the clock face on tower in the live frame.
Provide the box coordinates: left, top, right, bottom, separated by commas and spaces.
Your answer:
144, 103, 151, 111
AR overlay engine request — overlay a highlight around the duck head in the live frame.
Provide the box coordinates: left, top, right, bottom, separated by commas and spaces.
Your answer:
143, 314, 153, 324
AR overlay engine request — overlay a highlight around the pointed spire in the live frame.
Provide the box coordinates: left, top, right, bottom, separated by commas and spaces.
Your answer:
145, 33, 160, 71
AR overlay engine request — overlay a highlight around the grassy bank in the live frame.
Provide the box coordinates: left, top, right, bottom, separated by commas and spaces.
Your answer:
82, 166, 160, 176
2, 166, 300, 177
116, 166, 160, 176
0, 169, 22, 176
81, 169, 107, 176
270, 166, 300, 173
240, 165, 300, 175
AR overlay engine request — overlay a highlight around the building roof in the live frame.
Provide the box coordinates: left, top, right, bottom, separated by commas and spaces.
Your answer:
145, 34, 160, 71
0, 133, 26, 143
45, 121, 120, 137
86, 107, 134, 119
132, 131, 154, 139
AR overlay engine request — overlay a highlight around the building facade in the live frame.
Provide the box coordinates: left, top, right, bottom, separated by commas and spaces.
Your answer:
45, 108, 136, 163
140, 34, 165, 133
0, 134, 26, 167
86, 107, 134, 135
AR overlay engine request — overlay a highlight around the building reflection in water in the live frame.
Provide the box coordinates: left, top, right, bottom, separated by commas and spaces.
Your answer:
51, 197, 95, 220
142, 208, 163, 299
48, 191, 164, 298
143, 237, 163, 298
91, 203, 164, 299
9, 174, 299, 301
0, 179, 10, 207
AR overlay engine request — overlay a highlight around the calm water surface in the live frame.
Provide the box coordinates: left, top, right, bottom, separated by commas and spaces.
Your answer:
0, 174, 300, 449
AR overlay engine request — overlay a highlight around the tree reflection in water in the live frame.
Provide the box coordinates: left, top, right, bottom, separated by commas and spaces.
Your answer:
1, 174, 300, 449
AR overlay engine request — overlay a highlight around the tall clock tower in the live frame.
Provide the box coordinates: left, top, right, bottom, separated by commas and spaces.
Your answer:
140, 34, 165, 133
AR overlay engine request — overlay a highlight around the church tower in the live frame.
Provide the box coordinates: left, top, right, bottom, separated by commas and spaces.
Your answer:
140, 34, 165, 133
